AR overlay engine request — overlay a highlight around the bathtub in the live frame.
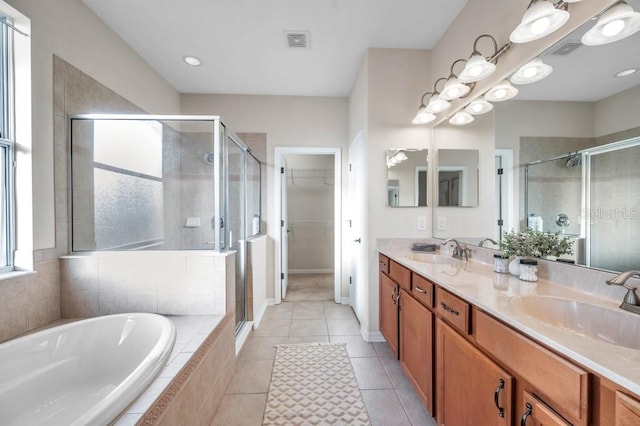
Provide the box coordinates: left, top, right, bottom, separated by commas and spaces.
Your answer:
0, 313, 176, 426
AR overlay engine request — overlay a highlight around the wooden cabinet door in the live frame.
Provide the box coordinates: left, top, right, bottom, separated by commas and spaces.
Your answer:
437, 319, 513, 426
400, 289, 433, 413
521, 391, 571, 425
379, 273, 399, 358
616, 391, 640, 426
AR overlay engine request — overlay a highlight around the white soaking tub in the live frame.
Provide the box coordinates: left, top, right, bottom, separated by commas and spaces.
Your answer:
0, 313, 176, 426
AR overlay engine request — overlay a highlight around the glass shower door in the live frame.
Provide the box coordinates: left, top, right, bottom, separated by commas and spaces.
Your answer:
588, 142, 640, 272
225, 133, 247, 332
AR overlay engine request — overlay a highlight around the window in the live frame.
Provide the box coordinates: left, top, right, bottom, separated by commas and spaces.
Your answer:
0, 15, 13, 271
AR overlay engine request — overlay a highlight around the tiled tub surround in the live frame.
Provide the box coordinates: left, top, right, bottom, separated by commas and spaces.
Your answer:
60, 251, 234, 318
378, 238, 640, 396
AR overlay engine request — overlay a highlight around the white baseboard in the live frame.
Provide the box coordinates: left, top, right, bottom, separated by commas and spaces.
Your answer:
252, 298, 274, 330
340, 297, 350, 305
361, 326, 385, 343
288, 269, 334, 274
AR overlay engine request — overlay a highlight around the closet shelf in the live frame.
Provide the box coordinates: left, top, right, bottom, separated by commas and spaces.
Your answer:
287, 168, 334, 185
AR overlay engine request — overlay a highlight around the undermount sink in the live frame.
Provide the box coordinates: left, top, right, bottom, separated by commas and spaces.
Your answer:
406, 252, 459, 266
512, 296, 640, 350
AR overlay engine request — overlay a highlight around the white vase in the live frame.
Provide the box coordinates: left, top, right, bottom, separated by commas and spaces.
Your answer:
508, 257, 521, 276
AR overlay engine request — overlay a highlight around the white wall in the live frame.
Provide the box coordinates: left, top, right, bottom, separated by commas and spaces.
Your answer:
359, 48, 432, 338
6, 0, 180, 250
180, 94, 349, 299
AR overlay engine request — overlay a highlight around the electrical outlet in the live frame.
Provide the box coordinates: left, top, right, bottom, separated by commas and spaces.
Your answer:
417, 216, 427, 230
437, 216, 447, 231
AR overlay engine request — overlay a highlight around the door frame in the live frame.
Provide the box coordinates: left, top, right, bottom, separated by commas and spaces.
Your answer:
274, 147, 342, 304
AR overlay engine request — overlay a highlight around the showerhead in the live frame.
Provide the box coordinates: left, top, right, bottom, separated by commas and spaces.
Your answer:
566, 154, 582, 168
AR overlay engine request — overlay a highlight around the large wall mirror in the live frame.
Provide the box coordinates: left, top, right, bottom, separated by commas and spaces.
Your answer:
432, 0, 640, 273
386, 149, 428, 207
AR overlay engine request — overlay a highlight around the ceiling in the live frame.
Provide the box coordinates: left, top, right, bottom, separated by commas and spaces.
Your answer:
515, 0, 640, 102
82, 0, 468, 97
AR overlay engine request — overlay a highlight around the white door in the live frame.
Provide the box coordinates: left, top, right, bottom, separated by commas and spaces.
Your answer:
280, 160, 289, 299
349, 134, 365, 317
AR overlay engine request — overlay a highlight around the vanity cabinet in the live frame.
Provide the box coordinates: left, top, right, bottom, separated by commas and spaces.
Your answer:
399, 286, 433, 412
436, 318, 514, 425
615, 391, 640, 425
521, 391, 571, 425
378, 254, 411, 358
379, 272, 399, 357
474, 309, 589, 425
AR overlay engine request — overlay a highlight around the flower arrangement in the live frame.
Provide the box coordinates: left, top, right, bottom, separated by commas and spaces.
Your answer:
499, 228, 574, 258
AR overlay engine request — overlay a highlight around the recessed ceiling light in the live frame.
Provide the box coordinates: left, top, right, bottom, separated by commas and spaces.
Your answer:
615, 67, 638, 77
183, 56, 202, 66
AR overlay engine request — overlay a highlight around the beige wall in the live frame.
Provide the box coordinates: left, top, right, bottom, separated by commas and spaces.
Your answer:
7, 0, 180, 250
595, 84, 640, 138
180, 94, 349, 300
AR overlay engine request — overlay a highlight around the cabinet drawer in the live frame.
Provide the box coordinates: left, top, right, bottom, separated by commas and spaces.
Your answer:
378, 254, 389, 274
389, 260, 411, 292
435, 287, 470, 334
616, 391, 640, 425
475, 309, 589, 425
411, 273, 434, 308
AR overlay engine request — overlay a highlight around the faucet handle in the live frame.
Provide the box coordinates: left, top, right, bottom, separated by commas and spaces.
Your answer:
623, 288, 640, 306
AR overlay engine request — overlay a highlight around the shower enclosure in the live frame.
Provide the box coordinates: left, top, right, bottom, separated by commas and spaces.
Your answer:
525, 136, 640, 272
69, 115, 261, 333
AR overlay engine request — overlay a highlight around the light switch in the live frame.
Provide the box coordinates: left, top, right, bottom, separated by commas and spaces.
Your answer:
437, 216, 447, 231
417, 216, 427, 230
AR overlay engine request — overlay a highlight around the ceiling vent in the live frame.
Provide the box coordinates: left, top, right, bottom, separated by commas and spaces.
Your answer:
284, 31, 310, 49
547, 40, 583, 56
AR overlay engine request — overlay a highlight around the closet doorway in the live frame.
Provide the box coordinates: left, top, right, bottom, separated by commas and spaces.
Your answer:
274, 148, 341, 304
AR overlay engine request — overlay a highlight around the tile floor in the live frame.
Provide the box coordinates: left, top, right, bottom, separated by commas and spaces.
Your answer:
211, 301, 436, 425
285, 273, 334, 301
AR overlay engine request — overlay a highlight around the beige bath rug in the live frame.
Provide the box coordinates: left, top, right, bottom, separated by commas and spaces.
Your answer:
263, 342, 371, 425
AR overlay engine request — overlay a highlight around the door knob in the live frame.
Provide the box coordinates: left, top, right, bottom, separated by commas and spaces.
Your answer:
354, 238, 361, 243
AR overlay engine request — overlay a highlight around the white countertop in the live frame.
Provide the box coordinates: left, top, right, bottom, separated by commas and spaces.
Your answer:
379, 244, 640, 397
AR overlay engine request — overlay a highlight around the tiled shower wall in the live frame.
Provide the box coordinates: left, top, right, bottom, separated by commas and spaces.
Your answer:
54, 57, 233, 316
60, 251, 232, 317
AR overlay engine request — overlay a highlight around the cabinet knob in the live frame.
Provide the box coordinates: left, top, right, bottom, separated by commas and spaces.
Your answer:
521, 402, 532, 425
494, 379, 505, 418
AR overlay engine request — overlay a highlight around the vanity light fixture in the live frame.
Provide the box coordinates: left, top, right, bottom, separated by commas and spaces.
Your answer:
510, 0, 571, 44
440, 59, 472, 101
465, 98, 494, 115
183, 56, 202, 66
449, 111, 475, 126
425, 78, 452, 114
510, 58, 553, 85
615, 67, 638, 77
582, 2, 640, 46
485, 80, 519, 102
411, 92, 437, 124
459, 34, 512, 83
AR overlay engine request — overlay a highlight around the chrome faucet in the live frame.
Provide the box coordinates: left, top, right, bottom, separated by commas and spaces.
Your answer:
442, 238, 470, 261
606, 270, 640, 315
478, 238, 498, 248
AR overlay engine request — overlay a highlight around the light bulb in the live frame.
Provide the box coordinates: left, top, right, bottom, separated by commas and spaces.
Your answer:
472, 103, 483, 113
494, 89, 507, 99
531, 16, 551, 34
602, 19, 625, 37
523, 67, 538, 79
